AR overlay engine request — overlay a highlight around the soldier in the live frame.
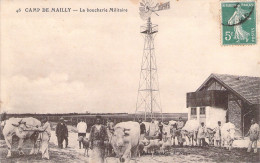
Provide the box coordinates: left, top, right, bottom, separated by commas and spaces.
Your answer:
89, 116, 108, 163
158, 121, 164, 140
77, 118, 87, 149
246, 118, 259, 153
106, 118, 114, 132
139, 118, 146, 140
148, 118, 158, 137
197, 122, 207, 147
176, 117, 184, 146
56, 117, 68, 149
214, 121, 222, 147
32, 117, 51, 160
170, 123, 178, 146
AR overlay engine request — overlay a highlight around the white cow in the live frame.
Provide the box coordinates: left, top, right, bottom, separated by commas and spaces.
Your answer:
143, 139, 161, 157
221, 122, 237, 150
162, 123, 171, 136
182, 120, 200, 146
160, 134, 171, 154
2, 117, 42, 158
110, 121, 140, 163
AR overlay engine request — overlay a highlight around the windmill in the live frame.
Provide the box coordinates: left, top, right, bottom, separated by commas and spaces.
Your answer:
135, 0, 170, 122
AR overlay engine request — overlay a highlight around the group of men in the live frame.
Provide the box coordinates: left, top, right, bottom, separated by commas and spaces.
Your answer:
11, 116, 257, 161
138, 117, 259, 153
196, 119, 260, 153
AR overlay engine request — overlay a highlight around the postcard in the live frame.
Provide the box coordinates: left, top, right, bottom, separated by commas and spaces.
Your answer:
0, 0, 259, 162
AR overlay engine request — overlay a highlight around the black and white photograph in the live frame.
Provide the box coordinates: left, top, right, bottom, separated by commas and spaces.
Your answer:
0, 0, 259, 162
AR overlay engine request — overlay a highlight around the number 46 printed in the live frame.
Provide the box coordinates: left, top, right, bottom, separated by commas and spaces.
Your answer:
225, 31, 233, 41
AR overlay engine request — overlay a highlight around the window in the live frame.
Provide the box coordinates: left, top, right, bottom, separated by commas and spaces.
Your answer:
191, 108, 197, 115
200, 107, 206, 115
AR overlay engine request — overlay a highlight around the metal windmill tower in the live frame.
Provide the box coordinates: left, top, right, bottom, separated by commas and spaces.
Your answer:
135, 0, 170, 121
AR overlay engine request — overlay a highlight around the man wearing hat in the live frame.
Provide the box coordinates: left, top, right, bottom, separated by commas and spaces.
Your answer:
56, 117, 68, 149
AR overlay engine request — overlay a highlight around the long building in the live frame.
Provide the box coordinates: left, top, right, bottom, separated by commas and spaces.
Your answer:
1, 112, 187, 126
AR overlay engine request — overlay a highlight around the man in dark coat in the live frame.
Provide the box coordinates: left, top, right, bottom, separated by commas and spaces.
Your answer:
56, 117, 68, 148
139, 118, 146, 140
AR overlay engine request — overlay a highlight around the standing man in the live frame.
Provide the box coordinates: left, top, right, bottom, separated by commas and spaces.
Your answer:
197, 122, 207, 147
89, 116, 108, 163
170, 123, 178, 146
107, 118, 114, 132
106, 118, 114, 156
158, 121, 164, 140
77, 118, 87, 149
56, 117, 68, 149
214, 121, 222, 147
148, 118, 158, 137
246, 118, 259, 153
163, 121, 171, 139
176, 117, 184, 146
32, 117, 51, 160
139, 118, 146, 140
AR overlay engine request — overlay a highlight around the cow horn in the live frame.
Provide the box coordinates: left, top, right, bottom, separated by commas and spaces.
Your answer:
12, 123, 19, 127
18, 119, 23, 124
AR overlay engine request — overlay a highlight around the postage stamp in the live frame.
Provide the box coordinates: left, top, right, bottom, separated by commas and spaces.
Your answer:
221, 1, 256, 45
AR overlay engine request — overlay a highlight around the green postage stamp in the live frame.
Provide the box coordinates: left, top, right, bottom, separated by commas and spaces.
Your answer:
221, 1, 256, 45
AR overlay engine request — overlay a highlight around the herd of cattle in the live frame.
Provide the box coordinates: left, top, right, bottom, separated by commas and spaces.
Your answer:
75, 119, 239, 162
1, 117, 239, 162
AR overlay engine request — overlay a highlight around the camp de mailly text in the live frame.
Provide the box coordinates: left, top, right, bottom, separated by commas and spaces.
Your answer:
24, 8, 128, 13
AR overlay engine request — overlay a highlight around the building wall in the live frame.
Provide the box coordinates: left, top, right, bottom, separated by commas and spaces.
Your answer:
188, 107, 199, 121
206, 106, 226, 129
188, 101, 243, 135
188, 106, 226, 129
228, 100, 242, 135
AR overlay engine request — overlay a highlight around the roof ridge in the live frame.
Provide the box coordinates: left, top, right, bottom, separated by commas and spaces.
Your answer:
211, 73, 260, 79
197, 73, 260, 105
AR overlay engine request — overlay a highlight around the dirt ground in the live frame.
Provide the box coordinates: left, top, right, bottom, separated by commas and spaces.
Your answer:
0, 137, 259, 163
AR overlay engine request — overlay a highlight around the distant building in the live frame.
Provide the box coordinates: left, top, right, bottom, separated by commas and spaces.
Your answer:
186, 74, 260, 136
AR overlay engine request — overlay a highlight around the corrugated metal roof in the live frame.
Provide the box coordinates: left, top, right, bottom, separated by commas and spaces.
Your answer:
198, 74, 260, 105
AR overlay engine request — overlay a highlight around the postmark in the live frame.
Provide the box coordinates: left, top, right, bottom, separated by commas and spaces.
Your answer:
221, 1, 256, 45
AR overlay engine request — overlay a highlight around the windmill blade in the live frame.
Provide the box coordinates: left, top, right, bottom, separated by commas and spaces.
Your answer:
139, 0, 167, 20
149, 3, 159, 11
157, 1, 170, 11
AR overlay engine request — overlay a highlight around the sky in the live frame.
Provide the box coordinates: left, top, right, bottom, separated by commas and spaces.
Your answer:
1, 0, 260, 114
